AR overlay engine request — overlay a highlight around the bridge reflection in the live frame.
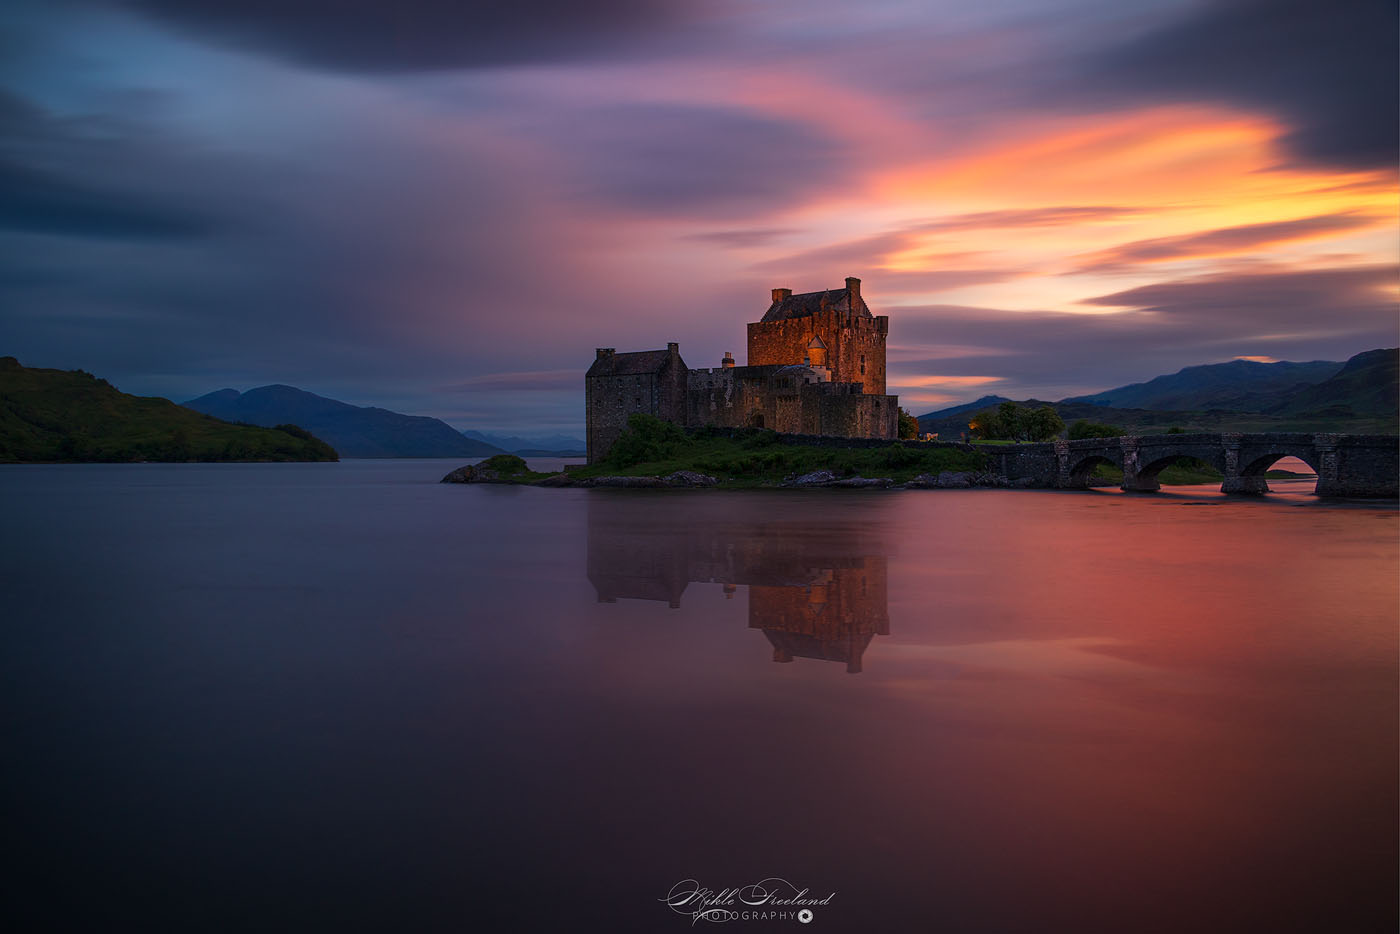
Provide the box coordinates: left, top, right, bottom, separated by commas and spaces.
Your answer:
587, 496, 890, 673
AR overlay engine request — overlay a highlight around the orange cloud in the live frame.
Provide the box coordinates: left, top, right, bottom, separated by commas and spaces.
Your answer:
1072, 212, 1386, 272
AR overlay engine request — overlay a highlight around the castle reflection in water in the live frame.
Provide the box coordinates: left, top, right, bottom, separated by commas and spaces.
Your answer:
586, 495, 890, 673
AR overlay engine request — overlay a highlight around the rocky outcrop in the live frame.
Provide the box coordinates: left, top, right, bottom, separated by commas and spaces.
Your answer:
829, 476, 894, 488
903, 471, 1011, 489
662, 470, 719, 487
442, 464, 497, 483
583, 476, 668, 488
783, 469, 838, 487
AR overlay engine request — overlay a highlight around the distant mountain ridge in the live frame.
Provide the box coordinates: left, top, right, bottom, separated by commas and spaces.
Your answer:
1064, 358, 1343, 411
917, 349, 1398, 437
184, 385, 504, 458
462, 429, 585, 455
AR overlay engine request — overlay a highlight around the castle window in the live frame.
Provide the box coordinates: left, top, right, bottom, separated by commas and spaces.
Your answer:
860, 354, 866, 375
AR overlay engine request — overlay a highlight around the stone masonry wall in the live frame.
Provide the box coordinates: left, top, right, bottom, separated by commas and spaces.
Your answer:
746, 309, 888, 394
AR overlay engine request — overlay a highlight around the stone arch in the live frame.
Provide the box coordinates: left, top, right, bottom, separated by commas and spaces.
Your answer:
1067, 453, 1120, 488
747, 411, 765, 428
1136, 449, 1228, 484
1240, 450, 1319, 477
806, 335, 828, 367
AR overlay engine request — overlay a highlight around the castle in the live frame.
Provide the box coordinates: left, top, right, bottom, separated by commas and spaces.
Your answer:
585, 276, 899, 463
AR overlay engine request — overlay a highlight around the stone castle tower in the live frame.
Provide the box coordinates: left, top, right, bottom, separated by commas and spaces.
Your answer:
585, 276, 898, 463
748, 277, 888, 394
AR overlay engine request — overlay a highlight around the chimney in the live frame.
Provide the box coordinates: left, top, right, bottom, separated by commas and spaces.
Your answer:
667, 342, 679, 355
722, 351, 735, 369
845, 277, 861, 308
772, 288, 792, 303
595, 347, 615, 359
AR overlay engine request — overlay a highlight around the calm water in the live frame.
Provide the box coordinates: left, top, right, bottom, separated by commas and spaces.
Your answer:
3, 460, 1396, 932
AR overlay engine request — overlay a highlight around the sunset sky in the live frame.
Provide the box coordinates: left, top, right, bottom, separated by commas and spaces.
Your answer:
2, 0, 1396, 434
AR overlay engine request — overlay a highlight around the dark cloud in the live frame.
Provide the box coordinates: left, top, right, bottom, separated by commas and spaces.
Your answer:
1083, 264, 1397, 319
1074, 213, 1382, 273
1086, 0, 1399, 169
114, 0, 687, 72
0, 159, 215, 238
0, 88, 225, 239
542, 105, 848, 215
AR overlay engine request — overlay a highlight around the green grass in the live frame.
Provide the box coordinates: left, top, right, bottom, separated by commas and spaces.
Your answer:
569, 421, 986, 488
0, 356, 338, 463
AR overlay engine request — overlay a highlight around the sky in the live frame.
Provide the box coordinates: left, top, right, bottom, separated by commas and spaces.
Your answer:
1, 0, 1396, 435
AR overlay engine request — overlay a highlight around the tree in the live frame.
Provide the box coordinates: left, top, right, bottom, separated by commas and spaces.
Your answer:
969, 401, 1063, 441
897, 408, 919, 440
1022, 406, 1065, 442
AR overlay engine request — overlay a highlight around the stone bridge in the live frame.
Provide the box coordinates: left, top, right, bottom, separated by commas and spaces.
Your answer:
983, 433, 1397, 497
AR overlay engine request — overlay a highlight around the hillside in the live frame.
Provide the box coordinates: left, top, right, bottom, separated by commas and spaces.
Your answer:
1267, 348, 1398, 418
185, 385, 505, 458
0, 357, 337, 463
462, 429, 586, 455
1066, 358, 1342, 411
919, 349, 1397, 438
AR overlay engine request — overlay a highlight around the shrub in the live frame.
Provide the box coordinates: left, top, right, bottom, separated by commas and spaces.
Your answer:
740, 428, 779, 449
479, 453, 530, 475
898, 408, 919, 440
605, 414, 688, 467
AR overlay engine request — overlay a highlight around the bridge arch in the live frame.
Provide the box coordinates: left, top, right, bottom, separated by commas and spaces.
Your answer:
1136, 449, 1229, 483
1240, 450, 1319, 477
1066, 453, 1121, 488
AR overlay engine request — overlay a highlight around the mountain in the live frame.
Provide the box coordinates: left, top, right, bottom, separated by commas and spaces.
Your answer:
184, 385, 505, 458
0, 357, 337, 462
1064, 358, 1342, 411
916, 349, 1398, 438
913, 395, 1012, 423
1268, 348, 1398, 418
462, 429, 586, 455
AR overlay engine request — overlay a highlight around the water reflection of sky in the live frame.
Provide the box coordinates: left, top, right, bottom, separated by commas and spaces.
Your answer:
4, 463, 1395, 931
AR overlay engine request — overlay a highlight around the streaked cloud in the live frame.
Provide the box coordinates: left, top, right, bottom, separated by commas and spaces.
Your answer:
1082, 0, 1398, 170
0, 0, 1394, 431
1072, 213, 1385, 273
112, 0, 692, 72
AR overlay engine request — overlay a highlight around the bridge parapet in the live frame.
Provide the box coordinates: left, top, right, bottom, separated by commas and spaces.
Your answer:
983, 432, 1396, 497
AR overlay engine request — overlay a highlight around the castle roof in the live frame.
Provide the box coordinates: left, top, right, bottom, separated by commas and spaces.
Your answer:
761, 286, 871, 322
586, 348, 681, 378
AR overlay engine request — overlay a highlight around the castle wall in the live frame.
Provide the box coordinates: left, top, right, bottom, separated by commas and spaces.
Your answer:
686, 365, 780, 429
746, 309, 888, 394
585, 349, 688, 463
817, 389, 898, 440
686, 366, 898, 439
